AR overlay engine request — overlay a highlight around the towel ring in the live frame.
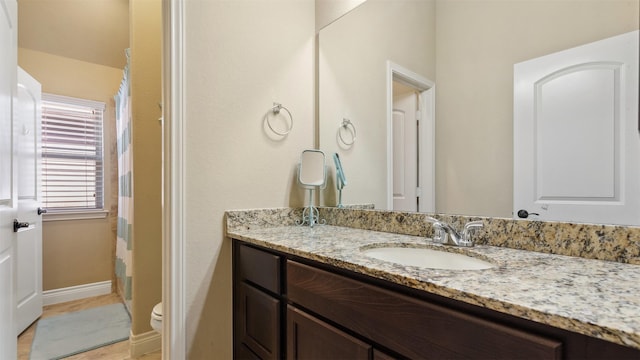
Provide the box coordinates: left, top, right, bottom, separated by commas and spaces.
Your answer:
338, 118, 356, 146
267, 102, 293, 136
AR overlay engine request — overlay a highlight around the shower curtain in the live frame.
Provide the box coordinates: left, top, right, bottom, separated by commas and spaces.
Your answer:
115, 49, 132, 310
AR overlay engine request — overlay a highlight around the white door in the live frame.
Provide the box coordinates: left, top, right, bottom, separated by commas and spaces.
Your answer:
514, 30, 640, 225
0, 0, 18, 357
387, 62, 435, 213
16, 68, 42, 335
393, 85, 418, 212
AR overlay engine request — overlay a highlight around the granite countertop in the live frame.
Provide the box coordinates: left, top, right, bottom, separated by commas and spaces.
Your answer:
227, 223, 640, 350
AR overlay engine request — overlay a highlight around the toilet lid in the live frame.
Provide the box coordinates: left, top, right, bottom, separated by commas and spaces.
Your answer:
152, 303, 162, 320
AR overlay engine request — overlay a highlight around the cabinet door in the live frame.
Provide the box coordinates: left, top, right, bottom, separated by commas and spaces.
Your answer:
236, 282, 280, 359
236, 343, 262, 360
373, 349, 399, 360
287, 305, 371, 360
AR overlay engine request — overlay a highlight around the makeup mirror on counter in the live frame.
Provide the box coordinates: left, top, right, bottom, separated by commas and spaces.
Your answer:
316, 0, 639, 225
298, 149, 327, 188
297, 150, 327, 227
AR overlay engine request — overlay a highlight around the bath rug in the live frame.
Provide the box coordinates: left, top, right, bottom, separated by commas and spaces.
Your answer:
30, 303, 130, 360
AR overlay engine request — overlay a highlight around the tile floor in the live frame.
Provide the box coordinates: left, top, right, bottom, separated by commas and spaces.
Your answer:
18, 293, 161, 360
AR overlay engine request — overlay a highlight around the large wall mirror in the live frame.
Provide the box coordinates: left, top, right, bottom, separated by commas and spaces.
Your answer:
317, 0, 639, 225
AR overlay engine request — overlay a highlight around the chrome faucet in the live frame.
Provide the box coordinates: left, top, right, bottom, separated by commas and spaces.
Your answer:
427, 217, 484, 247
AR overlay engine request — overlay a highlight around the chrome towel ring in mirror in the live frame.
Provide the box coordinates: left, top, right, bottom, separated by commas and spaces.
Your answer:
266, 102, 293, 136
338, 118, 356, 146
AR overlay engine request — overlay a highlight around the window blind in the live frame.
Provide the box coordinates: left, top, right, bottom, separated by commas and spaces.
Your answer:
41, 94, 105, 212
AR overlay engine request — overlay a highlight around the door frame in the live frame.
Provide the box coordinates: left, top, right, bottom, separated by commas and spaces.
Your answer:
1, 0, 17, 356
162, 0, 186, 358
386, 61, 435, 212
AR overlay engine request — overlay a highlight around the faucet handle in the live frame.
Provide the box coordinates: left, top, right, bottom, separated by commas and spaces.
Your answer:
431, 222, 447, 244
462, 221, 484, 244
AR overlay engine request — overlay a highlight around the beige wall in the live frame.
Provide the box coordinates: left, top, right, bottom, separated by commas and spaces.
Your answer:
318, 0, 436, 208
315, 0, 366, 31
184, 0, 315, 357
18, 48, 122, 290
130, 0, 162, 336
435, 0, 639, 217
38, 219, 113, 289
18, 0, 129, 69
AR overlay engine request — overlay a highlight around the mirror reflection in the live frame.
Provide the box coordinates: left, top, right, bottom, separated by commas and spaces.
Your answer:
333, 153, 347, 208
318, 0, 639, 225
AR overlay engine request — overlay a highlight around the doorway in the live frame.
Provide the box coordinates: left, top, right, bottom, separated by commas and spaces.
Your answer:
18, 1, 163, 357
387, 61, 435, 213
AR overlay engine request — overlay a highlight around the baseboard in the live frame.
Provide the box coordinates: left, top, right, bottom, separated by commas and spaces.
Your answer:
42, 280, 112, 306
129, 329, 161, 357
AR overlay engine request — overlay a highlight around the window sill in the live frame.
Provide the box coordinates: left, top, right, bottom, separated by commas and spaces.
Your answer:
43, 209, 110, 222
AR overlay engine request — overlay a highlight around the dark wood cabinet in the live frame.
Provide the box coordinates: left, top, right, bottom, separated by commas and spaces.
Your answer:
233, 239, 640, 360
234, 243, 283, 359
236, 343, 263, 360
287, 305, 372, 360
236, 282, 281, 359
287, 260, 561, 360
372, 350, 397, 360
238, 243, 281, 294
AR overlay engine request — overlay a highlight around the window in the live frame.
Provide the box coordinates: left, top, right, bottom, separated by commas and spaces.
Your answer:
41, 94, 105, 212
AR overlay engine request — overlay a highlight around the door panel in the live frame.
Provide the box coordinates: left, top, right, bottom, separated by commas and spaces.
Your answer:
237, 282, 280, 359
514, 30, 639, 225
392, 110, 407, 198
392, 89, 418, 212
0, 0, 18, 357
536, 65, 617, 200
16, 67, 42, 335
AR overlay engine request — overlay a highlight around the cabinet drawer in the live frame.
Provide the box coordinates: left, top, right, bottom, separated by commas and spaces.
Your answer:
287, 260, 562, 360
239, 244, 281, 294
287, 305, 371, 360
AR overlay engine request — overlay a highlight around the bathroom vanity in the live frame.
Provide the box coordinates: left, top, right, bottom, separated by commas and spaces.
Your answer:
228, 208, 640, 359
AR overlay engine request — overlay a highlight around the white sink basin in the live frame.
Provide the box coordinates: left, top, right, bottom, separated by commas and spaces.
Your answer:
361, 246, 494, 270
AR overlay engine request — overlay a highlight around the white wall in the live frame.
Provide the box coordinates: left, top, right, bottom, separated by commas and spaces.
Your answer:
183, 0, 315, 357
318, 0, 436, 209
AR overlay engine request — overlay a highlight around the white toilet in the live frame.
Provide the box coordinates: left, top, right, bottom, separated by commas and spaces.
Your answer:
150, 302, 163, 334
